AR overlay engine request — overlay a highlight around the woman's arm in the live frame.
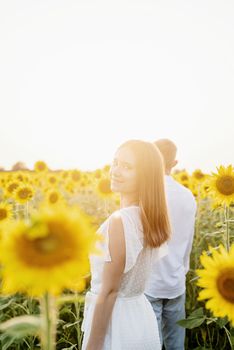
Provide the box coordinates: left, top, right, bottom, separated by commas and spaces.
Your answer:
85, 213, 126, 350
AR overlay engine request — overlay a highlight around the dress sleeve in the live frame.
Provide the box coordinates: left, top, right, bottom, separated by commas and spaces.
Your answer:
119, 209, 144, 273
97, 219, 112, 262
97, 209, 144, 273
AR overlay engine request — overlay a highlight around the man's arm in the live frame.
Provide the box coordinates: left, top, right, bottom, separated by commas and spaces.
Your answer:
85, 213, 126, 350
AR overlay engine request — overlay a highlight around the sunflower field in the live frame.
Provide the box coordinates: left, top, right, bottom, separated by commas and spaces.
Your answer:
0, 162, 233, 350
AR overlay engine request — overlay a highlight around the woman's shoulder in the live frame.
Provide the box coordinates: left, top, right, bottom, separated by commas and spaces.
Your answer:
113, 205, 140, 217
102, 206, 139, 222
99, 206, 142, 234
113, 206, 143, 239
111, 206, 141, 225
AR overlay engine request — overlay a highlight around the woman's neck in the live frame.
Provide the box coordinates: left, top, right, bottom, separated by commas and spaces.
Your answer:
120, 194, 139, 208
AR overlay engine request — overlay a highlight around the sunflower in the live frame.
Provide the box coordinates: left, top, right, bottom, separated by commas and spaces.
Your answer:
5, 181, 20, 198
60, 171, 69, 180
0, 202, 13, 223
173, 171, 191, 189
13, 183, 35, 204
103, 164, 111, 173
178, 171, 190, 183
47, 174, 59, 187
192, 169, 206, 182
200, 178, 211, 200
0, 205, 99, 296
196, 244, 234, 325
15, 172, 26, 183
70, 170, 81, 183
46, 189, 64, 205
64, 181, 75, 194
34, 161, 48, 173
96, 177, 112, 198
94, 169, 102, 179
207, 165, 234, 206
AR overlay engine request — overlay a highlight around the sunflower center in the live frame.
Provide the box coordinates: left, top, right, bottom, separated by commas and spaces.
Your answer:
95, 170, 101, 179
216, 176, 234, 196
49, 177, 56, 184
194, 172, 205, 180
49, 193, 59, 203
8, 183, 19, 193
38, 163, 46, 171
181, 175, 188, 181
19, 188, 32, 199
99, 179, 112, 194
217, 269, 234, 303
71, 171, 81, 182
16, 222, 77, 268
0, 209, 7, 220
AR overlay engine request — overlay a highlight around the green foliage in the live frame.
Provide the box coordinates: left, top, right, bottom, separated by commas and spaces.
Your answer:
177, 308, 206, 329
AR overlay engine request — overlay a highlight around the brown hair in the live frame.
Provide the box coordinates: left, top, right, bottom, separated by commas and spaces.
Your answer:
154, 139, 177, 171
119, 140, 171, 248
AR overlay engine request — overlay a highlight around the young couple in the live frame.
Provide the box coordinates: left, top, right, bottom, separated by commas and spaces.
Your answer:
81, 139, 197, 350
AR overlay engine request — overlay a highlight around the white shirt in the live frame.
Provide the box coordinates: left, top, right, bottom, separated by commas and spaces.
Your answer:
145, 175, 197, 299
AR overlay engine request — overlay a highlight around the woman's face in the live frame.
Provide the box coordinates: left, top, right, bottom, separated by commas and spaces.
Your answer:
110, 146, 138, 195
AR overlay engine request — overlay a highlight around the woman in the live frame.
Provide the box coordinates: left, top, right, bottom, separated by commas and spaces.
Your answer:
81, 140, 171, 350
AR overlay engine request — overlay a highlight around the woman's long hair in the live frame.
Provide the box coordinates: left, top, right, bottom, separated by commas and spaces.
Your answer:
119, 140, 171, 248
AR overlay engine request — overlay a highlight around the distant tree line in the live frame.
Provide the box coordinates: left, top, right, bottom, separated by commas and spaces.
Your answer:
0, 162, 29, 172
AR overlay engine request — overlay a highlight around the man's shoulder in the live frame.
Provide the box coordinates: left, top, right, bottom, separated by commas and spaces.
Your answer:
166, 176, 197, 207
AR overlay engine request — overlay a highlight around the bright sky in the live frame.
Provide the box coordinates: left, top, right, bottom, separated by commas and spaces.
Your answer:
0, 0, 233, 174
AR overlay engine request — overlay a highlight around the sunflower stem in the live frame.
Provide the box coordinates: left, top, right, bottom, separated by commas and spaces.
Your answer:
15, 202, 19, 220
41, 292, 56, 350
25, 201, 30, 223
224, 205, 230, 252
194, 197, 201, 267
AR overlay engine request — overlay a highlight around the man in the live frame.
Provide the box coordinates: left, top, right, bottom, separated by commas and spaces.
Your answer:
145, 139, 197, 350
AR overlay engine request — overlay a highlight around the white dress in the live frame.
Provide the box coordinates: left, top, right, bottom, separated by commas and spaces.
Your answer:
81, 206, 168, 350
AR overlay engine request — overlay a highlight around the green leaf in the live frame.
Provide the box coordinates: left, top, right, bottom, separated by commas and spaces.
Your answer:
177, 316, 206, 329
230, 336, 234, 347
215, 316, 229, 328
188, 307, 204, 318
0, 315, 41, 339
0, 299, 14, 311
177, 307, 206, 329
0, 333, 18, 350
